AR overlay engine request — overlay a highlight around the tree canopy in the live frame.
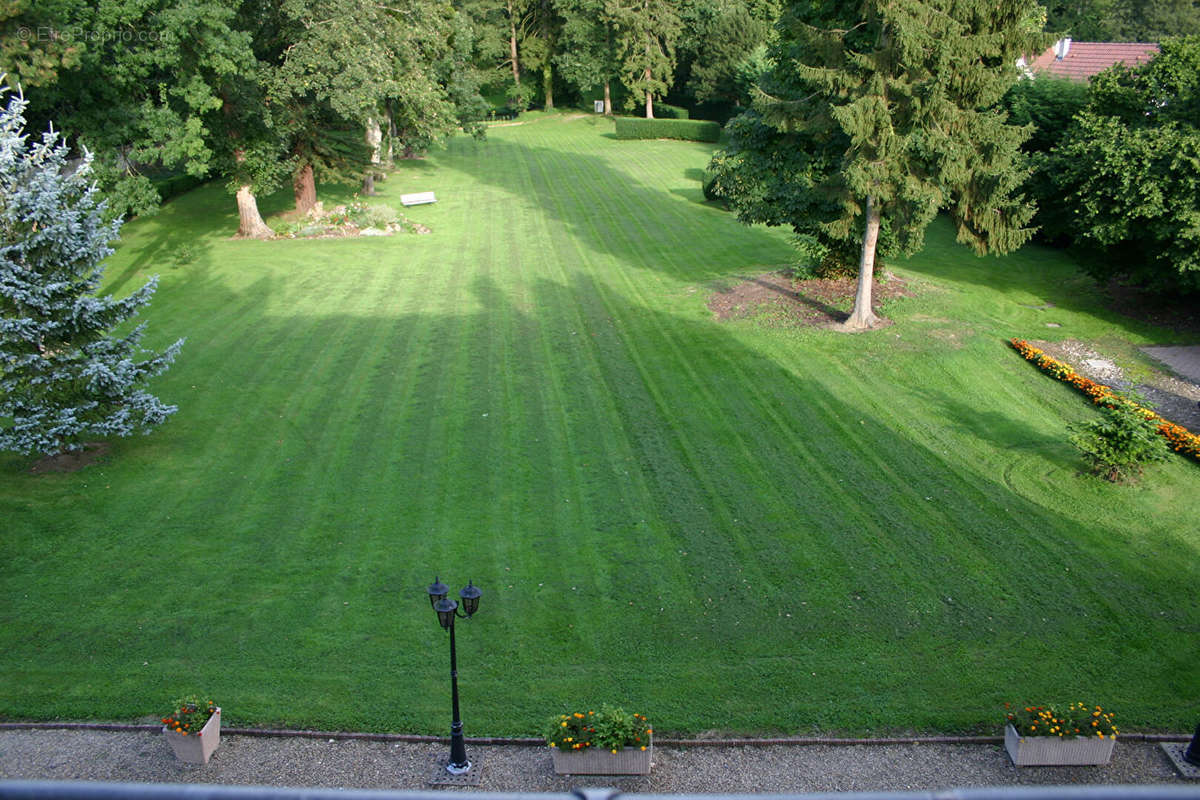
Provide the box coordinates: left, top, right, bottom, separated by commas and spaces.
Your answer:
1038, 35, 1200, 294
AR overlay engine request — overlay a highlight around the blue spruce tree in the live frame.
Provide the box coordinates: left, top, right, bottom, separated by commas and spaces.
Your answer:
0, 90, 183, 457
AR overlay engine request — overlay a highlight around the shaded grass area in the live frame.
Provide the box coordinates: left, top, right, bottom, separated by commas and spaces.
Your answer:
1, 114, 1197, 736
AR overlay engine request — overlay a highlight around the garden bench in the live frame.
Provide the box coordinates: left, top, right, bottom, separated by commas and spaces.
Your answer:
400, 191, 437, 206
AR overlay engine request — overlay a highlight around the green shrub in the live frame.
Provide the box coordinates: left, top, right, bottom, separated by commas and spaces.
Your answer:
349, 203, 398, 229
654, 103, 689, 119
614, 117, 721, 142
1069, 395, 1171, 483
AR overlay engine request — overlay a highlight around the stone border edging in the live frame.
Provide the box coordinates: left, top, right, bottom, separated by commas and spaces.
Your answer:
0, 722, 1189, 746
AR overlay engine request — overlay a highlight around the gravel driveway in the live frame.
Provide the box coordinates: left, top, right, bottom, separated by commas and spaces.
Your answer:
0, 729, 1194, 794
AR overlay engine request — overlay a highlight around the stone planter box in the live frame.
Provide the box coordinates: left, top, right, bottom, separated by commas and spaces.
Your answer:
1005, 723, 1115, 766
163, 707, 221, 764
551, 740, 652, 775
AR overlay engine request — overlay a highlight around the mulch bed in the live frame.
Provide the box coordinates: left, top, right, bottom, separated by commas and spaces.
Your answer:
707, 271, 913, 328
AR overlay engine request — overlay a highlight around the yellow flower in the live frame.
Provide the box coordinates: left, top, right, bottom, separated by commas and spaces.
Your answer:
561, 722, 568, 727
640, 746, 647, 751
549, 742, 557, 748
611, 749, 618, 754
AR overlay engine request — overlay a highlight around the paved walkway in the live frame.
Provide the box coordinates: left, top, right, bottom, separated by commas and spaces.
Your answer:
1, 729, 1196, 794
1142, 346, 1200, 385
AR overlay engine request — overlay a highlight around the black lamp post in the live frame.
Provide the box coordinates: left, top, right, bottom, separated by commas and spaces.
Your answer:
426, 577, 482, 775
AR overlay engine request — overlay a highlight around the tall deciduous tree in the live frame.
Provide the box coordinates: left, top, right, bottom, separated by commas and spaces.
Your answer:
712, 0, 1045, 330
555, 0, 621, 113
0, 92, 183, 457
270, 0, 484, 213
608, 0, 681, 117
3, 0, 254, 219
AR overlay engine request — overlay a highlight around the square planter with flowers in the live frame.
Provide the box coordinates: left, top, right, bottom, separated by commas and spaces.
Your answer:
1004, 703, 1117, 766
545, 705, 652, 775
162, 696, 221, 764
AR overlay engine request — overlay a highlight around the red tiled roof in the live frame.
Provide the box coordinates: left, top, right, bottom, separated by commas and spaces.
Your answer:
1029, 41, 1160, 82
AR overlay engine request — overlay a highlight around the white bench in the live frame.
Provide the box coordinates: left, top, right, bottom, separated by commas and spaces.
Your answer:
400, 191, 437, 206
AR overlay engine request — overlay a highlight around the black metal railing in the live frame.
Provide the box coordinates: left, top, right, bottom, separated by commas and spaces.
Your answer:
2, 783, 1200, 800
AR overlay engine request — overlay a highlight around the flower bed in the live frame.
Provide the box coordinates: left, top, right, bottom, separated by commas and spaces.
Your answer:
1010, 338, 1200, 463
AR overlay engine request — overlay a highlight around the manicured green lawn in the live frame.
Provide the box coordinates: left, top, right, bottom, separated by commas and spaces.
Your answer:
1, 113, 1197, 736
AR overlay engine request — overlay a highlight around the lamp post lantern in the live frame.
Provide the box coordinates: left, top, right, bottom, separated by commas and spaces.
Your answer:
426, 577, 481, 775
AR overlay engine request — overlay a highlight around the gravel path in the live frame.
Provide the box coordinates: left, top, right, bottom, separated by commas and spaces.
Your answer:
0, 730, 1194, 793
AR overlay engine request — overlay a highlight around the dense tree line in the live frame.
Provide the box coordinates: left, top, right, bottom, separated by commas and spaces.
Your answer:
0, 0, 1193, 296
0, 0, 782, 230
1045, 0, 1200, 42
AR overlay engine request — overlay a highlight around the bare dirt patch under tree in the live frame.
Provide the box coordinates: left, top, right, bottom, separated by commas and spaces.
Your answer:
707, 271, 914, 328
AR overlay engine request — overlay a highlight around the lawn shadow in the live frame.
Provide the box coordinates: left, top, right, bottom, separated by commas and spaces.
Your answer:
433, 132, 793, 283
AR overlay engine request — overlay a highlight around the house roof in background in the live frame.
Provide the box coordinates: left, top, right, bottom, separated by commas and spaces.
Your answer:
1029, 40, 1160, 82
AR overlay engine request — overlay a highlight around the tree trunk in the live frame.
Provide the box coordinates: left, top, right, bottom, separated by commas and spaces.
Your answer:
543, 62, 553, 109
603, 81, 612, 115
293, 163, 317, 215
236, 185, 273, 239
508, 0, 520, 84
366, 117, 383, 165
644, 68, 654, 118
384, 102, 395, 167
362, 118, 383, 195
842, 195, 882, 331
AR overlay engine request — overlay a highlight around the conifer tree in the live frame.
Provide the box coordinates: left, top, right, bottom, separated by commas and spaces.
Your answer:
0, 92, 183, 457
714, 0, 1046, 330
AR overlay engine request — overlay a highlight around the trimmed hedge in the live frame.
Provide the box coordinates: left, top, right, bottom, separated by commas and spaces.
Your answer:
151, 173, 205, 202
614, 117, 721, 143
